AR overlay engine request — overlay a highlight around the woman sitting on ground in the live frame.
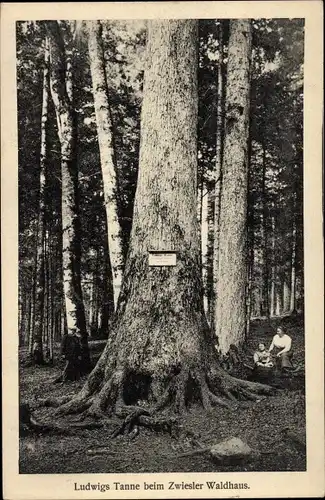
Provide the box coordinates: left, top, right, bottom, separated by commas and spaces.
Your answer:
268, 326, 293, 371
253, 343, 273, 368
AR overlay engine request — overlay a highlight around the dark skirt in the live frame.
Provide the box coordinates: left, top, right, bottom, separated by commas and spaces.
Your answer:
275, 350, 293, 369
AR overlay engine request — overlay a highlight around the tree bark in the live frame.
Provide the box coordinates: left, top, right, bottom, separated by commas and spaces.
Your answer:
212, 22, 225, 332
269, 211, 276, 316
246, 137, 254, 337
206, 184, 215, 324
260, 142, 270, 317
28, 289, 34, 355
47, 21, 90, 369
201, 181, 209, 315
282, 278, 291, 313
290, 213, 297, 313
275, 280, 282, 317
55, 20, 272, 423
87, 20, 124, 310
32, 39, 50, 364
99, 232, 115, 338
214, 20, 252, 354
18, 290, 24, 347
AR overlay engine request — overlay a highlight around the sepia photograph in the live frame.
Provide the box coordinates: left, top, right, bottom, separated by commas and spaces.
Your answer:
17, 15, 307, 474
1, 1, 324, 499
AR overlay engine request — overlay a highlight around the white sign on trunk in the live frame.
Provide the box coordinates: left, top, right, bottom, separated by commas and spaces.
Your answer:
148, 252, 177, 267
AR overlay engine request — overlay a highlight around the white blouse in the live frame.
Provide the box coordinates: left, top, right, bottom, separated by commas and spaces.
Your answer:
270, 334, 292, 351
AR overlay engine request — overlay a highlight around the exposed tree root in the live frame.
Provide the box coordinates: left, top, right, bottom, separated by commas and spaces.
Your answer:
208, 390, 235, 410
54, 395, 93, 416
20, 403, 77, 436
47, 359, 276, 439
37, 395, 72, 408
112, 407, 150, 438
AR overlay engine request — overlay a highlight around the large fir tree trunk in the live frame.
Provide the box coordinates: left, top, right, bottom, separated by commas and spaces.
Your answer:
87, 20, 124, 309
47, 21, 90, 368
214, 20, 252, 354
55, 20, 273, 424
32, 39, 50, 364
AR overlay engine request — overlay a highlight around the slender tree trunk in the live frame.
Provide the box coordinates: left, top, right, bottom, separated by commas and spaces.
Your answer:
214, 20, 252, 354
269, 211, 276, 316
87, 20, 124, 309
253, 285, 262, 318
275, 279, 282, 317
88, 276, 94, 330
246, 248, 253, 336
28, 289, 34, 355
211, 22, 225, 331
90, 249, 100, 337
206, 185, 215, 323
245, 106, 257, 329
99, 225, 115, 338
290, 214, 297, 313
47, 21, 90, 369
32, 39, 50, 364
93, 281, 100, 336
283, 278, 290, 313
260, 142, 270, 317
43, 231, 49, 352
48, 229, 54, 363
23, 290, 30, 346
246, 139, 254, 337
197, 164, 203, 230
53, 238, 62, 343
201, 182, 209, 314
19, 289, 24, 347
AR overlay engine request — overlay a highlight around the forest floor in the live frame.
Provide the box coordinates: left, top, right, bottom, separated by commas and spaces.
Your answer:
19, 315, 306, 474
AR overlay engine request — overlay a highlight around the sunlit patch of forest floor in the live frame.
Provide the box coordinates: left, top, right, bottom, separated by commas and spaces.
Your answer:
19, 315, 306, 474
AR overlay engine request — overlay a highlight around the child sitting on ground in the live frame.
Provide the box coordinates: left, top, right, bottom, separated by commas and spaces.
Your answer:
253, 343, 273, 368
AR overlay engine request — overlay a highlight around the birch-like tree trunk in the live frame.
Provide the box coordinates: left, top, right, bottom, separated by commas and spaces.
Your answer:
214, 20, 252, 354
87, 20, 124, 309
32, 39, 50, 364
212, 22, 225, 331
47, 21, 89, 367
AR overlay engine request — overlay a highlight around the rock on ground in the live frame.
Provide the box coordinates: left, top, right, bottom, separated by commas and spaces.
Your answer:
210, 437, 254, 464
